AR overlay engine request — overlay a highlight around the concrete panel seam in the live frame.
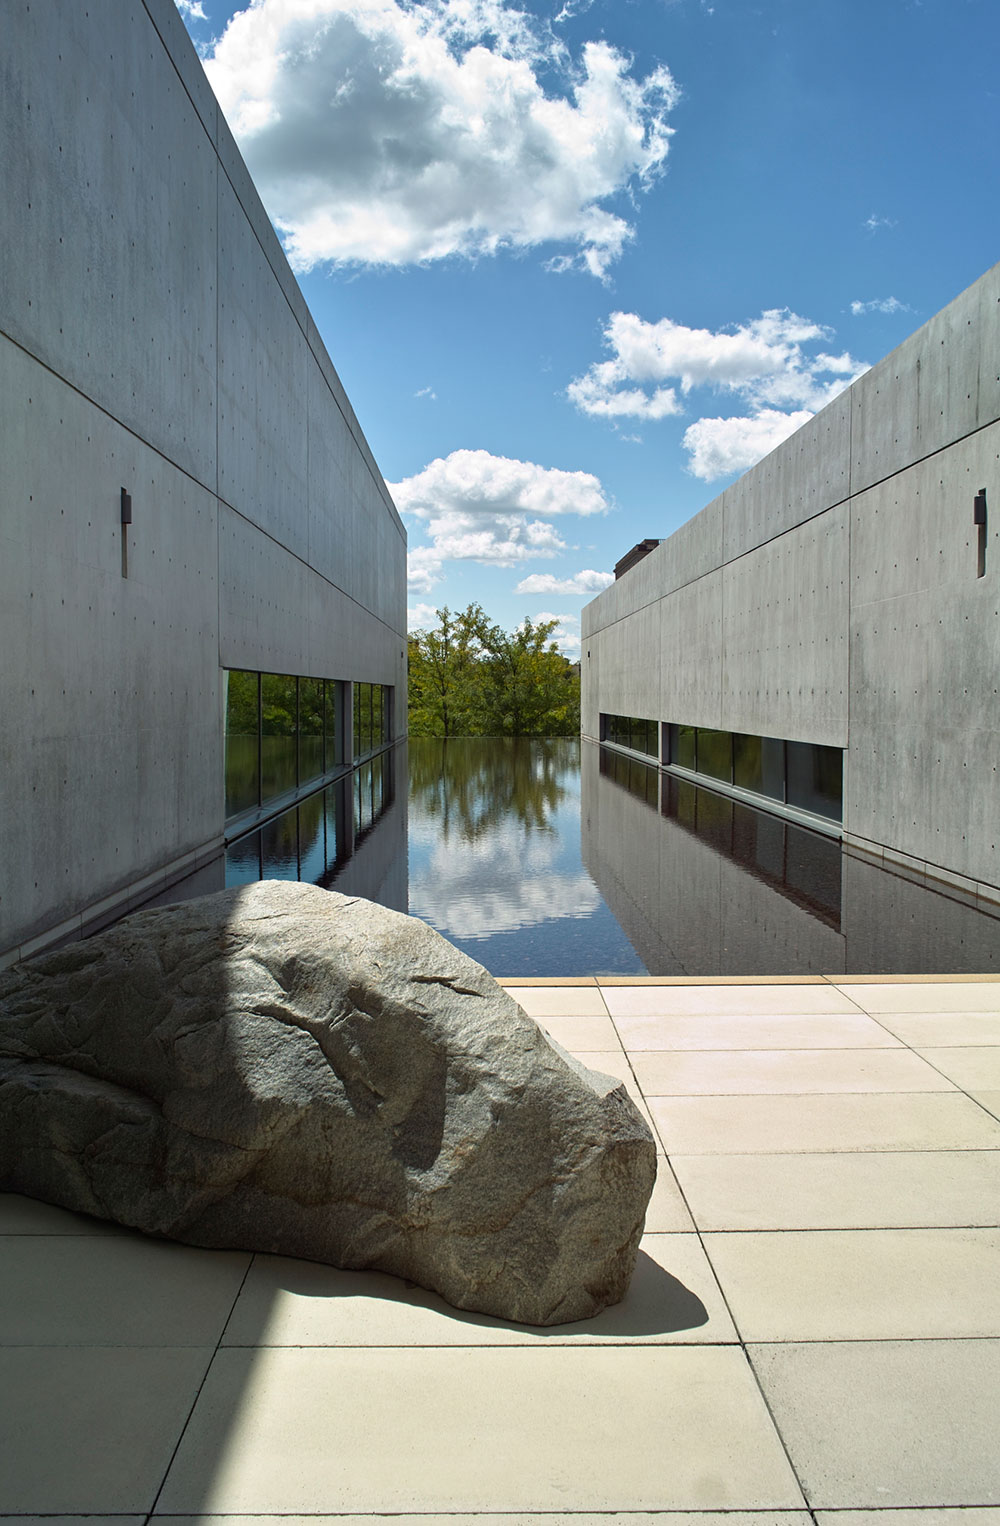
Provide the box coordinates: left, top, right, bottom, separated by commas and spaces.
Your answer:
0, 328, 222, 506
140, 0, 403, 538
587, 416, 999, 640
140, 0, 218, 148
221, 500, 408, 639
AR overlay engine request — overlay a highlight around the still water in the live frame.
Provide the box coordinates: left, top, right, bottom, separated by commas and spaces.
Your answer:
224, 736, 1000, 976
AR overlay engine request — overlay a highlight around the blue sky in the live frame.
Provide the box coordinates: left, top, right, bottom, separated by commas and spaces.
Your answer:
177, 0, 999, 655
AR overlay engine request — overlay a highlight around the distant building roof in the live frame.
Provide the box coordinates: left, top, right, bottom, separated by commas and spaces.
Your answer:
614, 539, 661, 580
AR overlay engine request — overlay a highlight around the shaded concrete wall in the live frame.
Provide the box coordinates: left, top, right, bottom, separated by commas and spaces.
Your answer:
1, 0, 407, 963
582, 262, 1000, 897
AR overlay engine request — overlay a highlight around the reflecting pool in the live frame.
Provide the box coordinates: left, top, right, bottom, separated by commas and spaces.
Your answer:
222, 736, 1000, 976
407, 737, 643, 976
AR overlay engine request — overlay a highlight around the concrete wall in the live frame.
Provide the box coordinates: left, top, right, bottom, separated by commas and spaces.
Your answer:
1, 0, 407, 964
582, 261, 1000, 896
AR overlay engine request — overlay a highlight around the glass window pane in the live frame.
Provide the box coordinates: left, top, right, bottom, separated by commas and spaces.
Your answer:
299, 677, 324, 785
733, 733, 762, 793
761, 737, 786, 801
786, 741, 843, 821
697, 728, 732, 783
261, 673, 297, 803
324, 680, 338, 770
674, 724, 695, 769
224, 669, 259, 818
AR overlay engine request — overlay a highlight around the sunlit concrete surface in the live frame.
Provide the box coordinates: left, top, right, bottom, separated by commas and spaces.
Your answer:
2, 975, 999, 1518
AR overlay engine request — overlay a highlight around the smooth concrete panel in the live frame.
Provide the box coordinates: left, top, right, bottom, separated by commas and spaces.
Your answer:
976, 262, 1000, 430
218, 504, 402, 687
589, 600, 663, 731
142, 0, 221, 145
217, 174, 311, 561
582, 500, 723, 641
1, 1, 218, 487
850, 266, 994, 496
660, 571, 724, 728
722, 505, 849, 745
847, 422, 1000, 885
722, 392, 852, 562
1, 341, 220, 951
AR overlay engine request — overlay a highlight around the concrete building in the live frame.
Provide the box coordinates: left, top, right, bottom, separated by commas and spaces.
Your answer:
582, 261, 1000, 911
1, 0, 408, 968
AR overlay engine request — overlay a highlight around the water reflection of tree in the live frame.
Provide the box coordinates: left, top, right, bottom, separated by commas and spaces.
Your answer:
408, 737, 580, 843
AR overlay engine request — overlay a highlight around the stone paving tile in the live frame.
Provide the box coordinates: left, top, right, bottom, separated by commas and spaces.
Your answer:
645, 1156, 697, 1232
918, 1046, 1000, 1091
648, 1092, 1000, 1154
670, 1149, 1000, 1230
0, 1236, 250, 1347
502, 984, 609, 1017
155, 1345, 806, 1514
532, 1010, 624, 1051
613, 1011, 904, 1052
0, 1518, 147, 1525
0, 1193, 125, 1236
703, 1228, 1000, 1341
974, 1090, 1000, 1120
0, 1347, 213, 1514
221, 1234, 734, 1347
748, 1339, 1000, 1508
160, 1515, 816, 1526
632, 1048, 956, 1097
603, 985, 863, 1017
869, 1011, 1000, 1046
815, 1512, 1000, 1526
834, 982, 1000, 1013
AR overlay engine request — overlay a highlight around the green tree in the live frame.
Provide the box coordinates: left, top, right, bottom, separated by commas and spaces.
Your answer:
407, 604, 483, 737
407, 606, 580, 737
467, 612, 580, 737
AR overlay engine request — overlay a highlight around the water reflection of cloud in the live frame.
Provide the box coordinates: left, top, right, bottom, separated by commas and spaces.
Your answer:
409, 817, 600, 940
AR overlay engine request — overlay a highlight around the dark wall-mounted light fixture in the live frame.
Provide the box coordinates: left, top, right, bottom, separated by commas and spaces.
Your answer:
975, 487, 987, 578
120, 487, 132, 578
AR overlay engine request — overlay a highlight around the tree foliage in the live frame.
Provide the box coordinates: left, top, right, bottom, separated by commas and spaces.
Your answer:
408, 605, 580, 737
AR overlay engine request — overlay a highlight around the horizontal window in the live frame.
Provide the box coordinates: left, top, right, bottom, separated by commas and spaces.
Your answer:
665, 724, 842, 823
353, 682, 392, 762
601, 713, 659, 758
226, 669, 381, 822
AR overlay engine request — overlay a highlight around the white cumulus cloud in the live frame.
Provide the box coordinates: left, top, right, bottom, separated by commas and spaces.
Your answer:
407, 601, 440, 630
682, 408, 814, 482
515, 569, 613, 595
850, 296, 910, 316
202, 0, 677, 278
391, 449, 610, 590
568, 307, 868, 481
533, 610, 581, 656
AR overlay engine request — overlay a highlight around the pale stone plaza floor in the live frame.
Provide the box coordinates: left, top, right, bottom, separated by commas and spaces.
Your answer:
2, 974, 1000, 1522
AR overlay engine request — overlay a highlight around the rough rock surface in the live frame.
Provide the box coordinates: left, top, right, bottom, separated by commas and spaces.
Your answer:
0, 881, 655, 1325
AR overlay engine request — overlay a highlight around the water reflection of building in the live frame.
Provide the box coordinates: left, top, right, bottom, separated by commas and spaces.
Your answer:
226, 746, 407, 914
2, 3, 406, 966
583, 745, 1000, 976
